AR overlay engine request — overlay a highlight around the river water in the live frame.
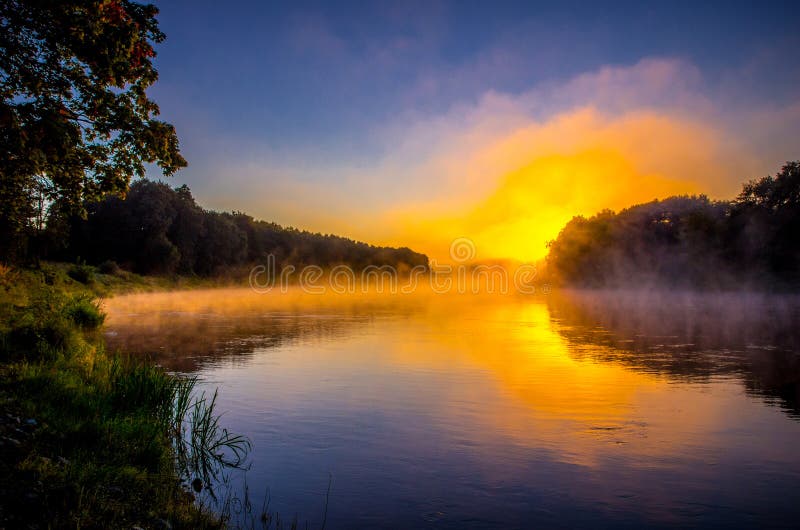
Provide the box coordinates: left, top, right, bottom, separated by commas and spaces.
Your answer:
103, 288, 800, 529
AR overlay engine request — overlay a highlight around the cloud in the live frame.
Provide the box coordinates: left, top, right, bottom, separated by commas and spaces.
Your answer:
358, 58, 800, 260
379, 105, 722, 261
185, 58, 800, 261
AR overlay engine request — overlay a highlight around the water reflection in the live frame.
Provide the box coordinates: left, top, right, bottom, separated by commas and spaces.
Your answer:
104, 289, 424, 372
103, 288, 800, 528
547, 290, 800, 416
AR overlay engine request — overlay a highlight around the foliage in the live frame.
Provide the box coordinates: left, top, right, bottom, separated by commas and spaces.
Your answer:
728, 161, 800, 281
63, 293, 105, 329
2, 356, 223, 528
97, 259, 122, 275
546, 161, 800, 289
55, 179, 429, 276
0, 0, 186, 261
67, 261, 95, 284
0, 286, 94, 361
0, 275, 248, 528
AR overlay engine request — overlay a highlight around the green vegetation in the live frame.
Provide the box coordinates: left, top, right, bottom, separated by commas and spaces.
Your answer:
40, 179, 428, 276
8, 261, 237, 300
1, 0, 426, 275
0, 3, 325, 527
0, 0, 185, 262
0, 1, 246, 519
546, 161, 800, 289
0, 267, 246, 528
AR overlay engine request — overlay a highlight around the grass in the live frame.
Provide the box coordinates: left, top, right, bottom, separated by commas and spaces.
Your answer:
175, 386, 251, 492
67, 261, 95, 285
0, 262, 327, 529
0, 261, 233, 305
0, 264, 249, 528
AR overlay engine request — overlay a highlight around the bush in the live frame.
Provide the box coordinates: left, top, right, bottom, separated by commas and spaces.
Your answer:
64, 294, 105, 329
67, 262, 95, 284
97, 260, 122, 276
1, 312, 79, 362
0, 290, 103, 361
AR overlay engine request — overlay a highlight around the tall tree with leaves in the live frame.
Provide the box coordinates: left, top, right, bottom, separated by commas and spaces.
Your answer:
0, 0, 186, 261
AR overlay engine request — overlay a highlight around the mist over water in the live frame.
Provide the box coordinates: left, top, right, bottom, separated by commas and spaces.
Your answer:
104, 288, 800, 528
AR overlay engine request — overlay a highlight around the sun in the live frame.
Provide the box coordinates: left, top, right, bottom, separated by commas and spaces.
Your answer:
411, 150, 697, 262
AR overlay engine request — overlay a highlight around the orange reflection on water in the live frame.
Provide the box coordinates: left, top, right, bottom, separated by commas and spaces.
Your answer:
374, 294, 749, 470
102, 287, 800, 526
104, 287, 799, 471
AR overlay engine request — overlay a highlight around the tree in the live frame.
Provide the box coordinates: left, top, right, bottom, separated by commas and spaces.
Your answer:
195, 212, 247, 275
736, 161, 800, 211
0, 0, 186, 261
730, 161, 800, 282
168, 184, 205, 273
545, 161, 800, 289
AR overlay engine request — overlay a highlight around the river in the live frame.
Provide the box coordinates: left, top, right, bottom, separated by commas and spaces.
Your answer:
103, 288, 800, 529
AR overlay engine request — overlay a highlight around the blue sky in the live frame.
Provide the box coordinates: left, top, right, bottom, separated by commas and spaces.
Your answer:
146, 1, 800, 258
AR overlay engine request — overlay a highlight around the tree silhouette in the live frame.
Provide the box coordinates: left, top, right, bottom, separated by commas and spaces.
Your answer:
546, 161, 800, 290
55, 180, 429, 276
1, 0, 185, 261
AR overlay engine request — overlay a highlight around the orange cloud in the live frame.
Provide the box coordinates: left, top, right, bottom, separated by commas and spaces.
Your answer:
207, 59, 799, 262
382, 107, 727, 261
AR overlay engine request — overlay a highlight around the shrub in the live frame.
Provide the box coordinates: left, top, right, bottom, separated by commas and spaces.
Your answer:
97, 260, 122, 276
0, 312, 79, 362
0, 290, 103, 361
64, 294, 105, 329
67, 262, 95, 284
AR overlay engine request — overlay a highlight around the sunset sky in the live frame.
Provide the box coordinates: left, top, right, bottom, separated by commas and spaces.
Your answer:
148, 1, 800, 262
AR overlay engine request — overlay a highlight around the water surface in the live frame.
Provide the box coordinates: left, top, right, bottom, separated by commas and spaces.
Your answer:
103, 288, 800, 528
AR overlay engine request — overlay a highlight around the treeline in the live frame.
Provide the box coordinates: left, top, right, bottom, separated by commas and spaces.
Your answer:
43, 180, 428, 276
546, 161, 800, 289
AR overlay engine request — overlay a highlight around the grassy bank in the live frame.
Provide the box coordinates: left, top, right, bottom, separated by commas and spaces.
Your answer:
10, 261, 243, 299
0, 265, 245, 529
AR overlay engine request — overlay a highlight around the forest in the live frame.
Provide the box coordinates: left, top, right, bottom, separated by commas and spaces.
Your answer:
546, 161, 800, 289
37, 180, 430, 276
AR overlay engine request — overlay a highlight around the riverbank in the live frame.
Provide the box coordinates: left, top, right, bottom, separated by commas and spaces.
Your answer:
0, 264, 230, 529
18, 261, 246, 299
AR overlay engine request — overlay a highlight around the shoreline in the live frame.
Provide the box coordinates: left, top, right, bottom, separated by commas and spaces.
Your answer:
0, 264, 232, 529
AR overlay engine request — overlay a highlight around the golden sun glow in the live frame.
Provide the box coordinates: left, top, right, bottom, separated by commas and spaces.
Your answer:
458, 149, 697, 261
377, 107, 730, 262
